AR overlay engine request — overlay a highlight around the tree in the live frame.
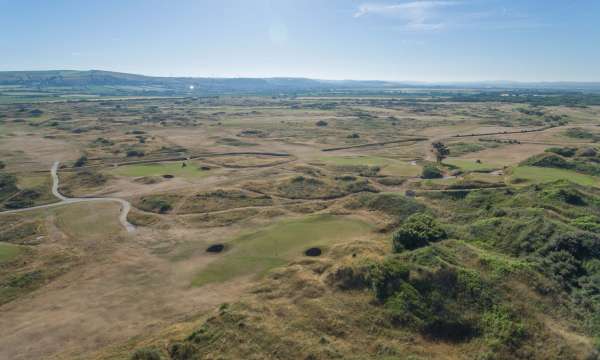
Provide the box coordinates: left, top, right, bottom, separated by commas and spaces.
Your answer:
421, 165, 443, 179
432, 142, 449, 163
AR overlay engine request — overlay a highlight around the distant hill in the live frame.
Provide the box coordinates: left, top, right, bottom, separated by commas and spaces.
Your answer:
1, 70, 600, 92
0, 70, 400, 93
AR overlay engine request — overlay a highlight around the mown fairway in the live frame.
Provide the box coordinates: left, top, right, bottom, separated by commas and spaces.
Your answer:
511, 166, 600, 186
445, 158, 502, 172
110, 161, 209, 178
192, 215, 373, 286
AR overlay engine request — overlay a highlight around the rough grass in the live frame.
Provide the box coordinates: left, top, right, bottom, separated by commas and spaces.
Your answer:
511, 166, 600, 187
0, 242, 22, 264
191, 214, 373, 286
319, 155, 422, 176
110, 161, 209, 178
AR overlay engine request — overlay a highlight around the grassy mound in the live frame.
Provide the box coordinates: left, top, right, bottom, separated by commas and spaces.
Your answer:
132, 181, 600, 359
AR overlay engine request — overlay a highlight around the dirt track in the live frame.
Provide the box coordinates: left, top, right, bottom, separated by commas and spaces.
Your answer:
0, 161, 135, 232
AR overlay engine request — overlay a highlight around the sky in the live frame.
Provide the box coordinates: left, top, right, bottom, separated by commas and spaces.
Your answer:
1, 0, 600, 82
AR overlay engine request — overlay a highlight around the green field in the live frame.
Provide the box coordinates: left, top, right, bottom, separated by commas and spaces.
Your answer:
0, 242, 22, 264
110, 161, 209, 178
319, 155, 421, 176
511, 166, 600, 186
192, 214, 373, 286
445, 158, 501, 172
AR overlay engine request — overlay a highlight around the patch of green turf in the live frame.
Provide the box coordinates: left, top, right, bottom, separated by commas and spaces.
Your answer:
319, 155, 421, 176
192, 214, 373, 286
0, 242, 22, 264
445, 158, 501, 172
511, 166, 600, 186
110, 161, 209, 178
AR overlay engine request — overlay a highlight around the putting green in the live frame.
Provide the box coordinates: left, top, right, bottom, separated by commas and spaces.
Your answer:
192, 214, 373, 286
319, 155, 421, 176
110, 161, 209, 178
0, 242, 22, 264
511, 166, 600, 187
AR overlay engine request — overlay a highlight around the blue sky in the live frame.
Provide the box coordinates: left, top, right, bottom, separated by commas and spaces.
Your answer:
1, 0, 599, 82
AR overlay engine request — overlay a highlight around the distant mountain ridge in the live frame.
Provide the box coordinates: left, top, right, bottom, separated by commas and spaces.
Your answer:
1, 70, 600, 92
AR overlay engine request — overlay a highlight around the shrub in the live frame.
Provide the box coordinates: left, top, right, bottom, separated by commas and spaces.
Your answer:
29, 109, 43, 117
541, 231, 600, 261
392, 213, 447, 252
315, 120, 328, 127
4, 189, 40, 209
579, 147, 598, 157
383, 267, 478, 342
571, 216, 600, 232
368, 258, 410, 301
540, 251, 582, 287
386, 282, 428, 327
168, 342, 196, 360
130, 347, 162, 360
544, 187, 585, 205
522, 154, 573, 169
74, 156, 87, 167
140, 197, 173, 214
421, 165, 443, 179
546, 147, 577, 157
481, 306, 526, 349
126, 150, 145, 157
0, 173, 19, 201
565, 127, 596, 140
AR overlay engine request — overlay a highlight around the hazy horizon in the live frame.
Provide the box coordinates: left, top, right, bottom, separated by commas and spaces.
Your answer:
5, 68, 600, 85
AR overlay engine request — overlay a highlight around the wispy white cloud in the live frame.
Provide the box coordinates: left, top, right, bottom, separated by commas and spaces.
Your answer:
354, 1, 542, 32
354, 1, 457, 18
354, 1, 460, 31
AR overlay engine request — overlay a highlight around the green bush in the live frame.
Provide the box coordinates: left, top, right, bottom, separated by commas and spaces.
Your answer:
368, 258, 410, 301
565, 127, 596, 140
4, 189, 40, 209
385, 282, 428, 327
392, 213, 447, 252
139, 197, 173, 213
168, 342, 196, 360
522, 153, 573, 169
0, 172, 18, 201
546, 147, 577, 157
481, 306, 526, 349
421, 165, 443, 179
383, 267, 478, 342
543, 187, 585, 205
